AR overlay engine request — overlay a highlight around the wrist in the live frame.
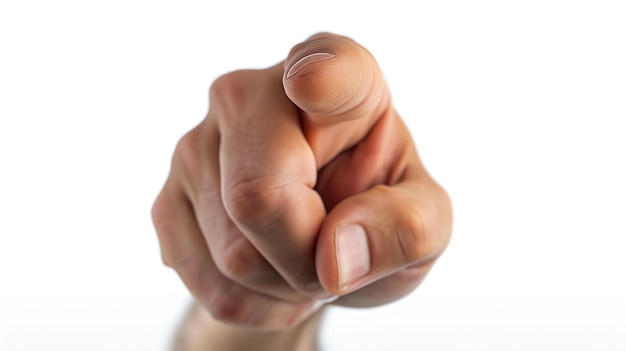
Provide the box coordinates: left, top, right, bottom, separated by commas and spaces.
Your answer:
172, 302, 325, 351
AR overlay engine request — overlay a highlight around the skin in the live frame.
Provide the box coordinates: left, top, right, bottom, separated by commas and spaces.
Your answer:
170, 303, 325, 351
152, 32, 453, 349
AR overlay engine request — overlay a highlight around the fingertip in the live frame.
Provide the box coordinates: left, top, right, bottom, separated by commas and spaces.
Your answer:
283, 47, 352, 118
282, 32, 386, 123
285, 52, 335, 79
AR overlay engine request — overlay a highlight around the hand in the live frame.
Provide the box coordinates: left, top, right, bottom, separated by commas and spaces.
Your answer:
152, 32, 452, 331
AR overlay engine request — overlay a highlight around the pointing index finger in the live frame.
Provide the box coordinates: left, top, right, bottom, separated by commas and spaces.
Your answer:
283, 32, 391, 168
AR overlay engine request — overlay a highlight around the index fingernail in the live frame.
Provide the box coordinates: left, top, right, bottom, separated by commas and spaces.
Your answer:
286, 52, 335, 78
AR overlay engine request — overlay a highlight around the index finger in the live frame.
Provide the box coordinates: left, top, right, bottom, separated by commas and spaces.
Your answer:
283, 32, 391, 168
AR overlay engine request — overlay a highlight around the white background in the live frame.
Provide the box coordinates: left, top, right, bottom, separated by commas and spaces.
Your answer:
1, 1, 625, 350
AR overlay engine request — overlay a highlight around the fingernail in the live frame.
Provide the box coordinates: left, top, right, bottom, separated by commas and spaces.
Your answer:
286, 52, 335, 78
336, 224, 370, 291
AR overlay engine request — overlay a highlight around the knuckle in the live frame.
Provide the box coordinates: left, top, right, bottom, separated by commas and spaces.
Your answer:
175, 256, 205, 297
396, 209, 429, 264
214, 237, 257, 281
172, 128, 202, 176
396, 190, 432, 264
207, 293, 245, 324
223, 176, 287, 230
396, 185, 454, 264
433, 185, 454, 249
151, 192, 178, 268
151, 193, 168, 237
206, 289, 310, 330
158, 243, 174, 268
207, 295, 241, 322
151, 193, 209, 296
209, 70, 253, 112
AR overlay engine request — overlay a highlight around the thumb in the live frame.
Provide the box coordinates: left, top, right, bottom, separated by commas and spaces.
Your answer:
315, 172, 453, 296
282, 32, 391, 167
